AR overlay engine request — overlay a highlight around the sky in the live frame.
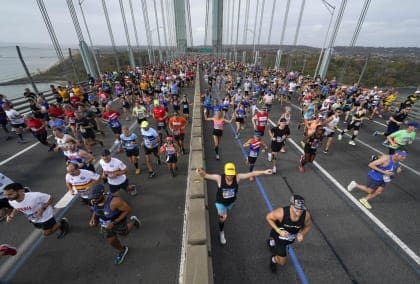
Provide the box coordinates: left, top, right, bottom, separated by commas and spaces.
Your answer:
1, 0, 420, 49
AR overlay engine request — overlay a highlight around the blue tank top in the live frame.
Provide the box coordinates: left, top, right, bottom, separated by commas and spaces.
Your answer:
368, 155, 398, 181
93, 195, 121, 226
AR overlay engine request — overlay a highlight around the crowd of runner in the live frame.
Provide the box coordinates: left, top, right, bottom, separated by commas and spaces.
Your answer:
0, 58, 195, 265
196, 58, 418, 272
0, 56, 418, 274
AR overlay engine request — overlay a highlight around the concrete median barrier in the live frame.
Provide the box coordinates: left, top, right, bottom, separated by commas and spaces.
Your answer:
180, 65, 213, 284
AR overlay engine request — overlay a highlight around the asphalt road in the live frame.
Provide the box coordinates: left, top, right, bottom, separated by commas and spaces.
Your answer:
0, 86, 195, 283
1, 78, 419, 284
203, 83, 420, 284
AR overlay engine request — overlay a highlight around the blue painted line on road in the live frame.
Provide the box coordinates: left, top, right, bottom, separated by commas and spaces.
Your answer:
212, 87, 309, 284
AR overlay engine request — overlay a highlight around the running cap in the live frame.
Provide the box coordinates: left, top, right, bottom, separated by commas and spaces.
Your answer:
153, 99, 160, 106
394, 150, 408, 157
224, 162, 236, 176
290, 194, 306, 210
88, 184, 105, 200
407, 121, 419, 128
140, 121, 149, 128
279, 118, 287, 123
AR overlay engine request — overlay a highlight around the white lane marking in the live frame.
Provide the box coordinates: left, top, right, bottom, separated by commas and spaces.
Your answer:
267, 115, 420, 267
288, 103, 419, 175
0, 142, 40, 166
54, 191, 76, 208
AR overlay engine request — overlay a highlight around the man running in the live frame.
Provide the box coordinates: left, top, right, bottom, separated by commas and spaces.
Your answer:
139, 121, 161, 178
168, 113, 188, 154
120, 127, 141, 174
347, 150, 407, 209
99, 149, 137, 196
4, 183, 69, 238
88, 184, 141, 265
266, 195, 311, 273
196, 163, 272, 245
268, 118, 290, 173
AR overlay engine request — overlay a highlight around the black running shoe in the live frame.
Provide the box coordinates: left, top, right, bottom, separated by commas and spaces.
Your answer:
148, 171, 156, 179
270, 256, 277, 273
57, 218, 70, 239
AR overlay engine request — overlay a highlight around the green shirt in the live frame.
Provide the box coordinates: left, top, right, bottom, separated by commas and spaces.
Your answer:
390, 129, 416, 148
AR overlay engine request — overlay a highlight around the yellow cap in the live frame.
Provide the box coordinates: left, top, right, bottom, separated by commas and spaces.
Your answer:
153, 99, 160, 106
224, 162, 236, 176
140, 121, 149, 128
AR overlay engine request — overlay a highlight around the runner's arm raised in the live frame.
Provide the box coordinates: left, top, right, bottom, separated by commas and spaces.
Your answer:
236, 169, 272, 182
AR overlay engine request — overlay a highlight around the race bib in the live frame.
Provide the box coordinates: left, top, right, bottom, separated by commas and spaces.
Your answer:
222, 188, 235, 199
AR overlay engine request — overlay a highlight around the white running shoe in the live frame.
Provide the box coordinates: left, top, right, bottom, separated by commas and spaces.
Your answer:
219, 231, 227, 245
347, 181, 357, 192
337, 134, 343, 141
348, 140, 356, 146
272, 166, 276, 174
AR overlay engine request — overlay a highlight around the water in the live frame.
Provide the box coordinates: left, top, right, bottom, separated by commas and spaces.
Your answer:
0, 44, 63, 99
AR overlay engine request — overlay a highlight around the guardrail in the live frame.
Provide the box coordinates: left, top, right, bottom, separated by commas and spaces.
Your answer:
8, 81, 89, 114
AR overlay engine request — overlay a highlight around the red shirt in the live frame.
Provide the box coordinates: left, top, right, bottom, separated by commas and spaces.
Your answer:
65, 110, 76, 124
153, 107, 167, 122
48, 106, 65, 118
26, 118, 45, 134
102, 110, 120, 121
255, 112, 268, 132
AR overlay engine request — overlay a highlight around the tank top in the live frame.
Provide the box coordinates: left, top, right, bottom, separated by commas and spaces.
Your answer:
274, 206, 306, 242
93, 195, 121, 227
213, 119, 224, 130
216, 174, 238, 205
368, 155, 398, 182
256, 112, 268, 131
249, 138, 262, 157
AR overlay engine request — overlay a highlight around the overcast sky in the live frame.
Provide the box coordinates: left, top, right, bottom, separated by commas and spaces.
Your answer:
1, 0, 419, 48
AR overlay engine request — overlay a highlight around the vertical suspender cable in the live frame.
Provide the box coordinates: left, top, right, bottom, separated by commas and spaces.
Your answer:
102, 0, 121, 70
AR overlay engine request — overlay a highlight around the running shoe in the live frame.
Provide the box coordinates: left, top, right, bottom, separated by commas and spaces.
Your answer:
337, 134, 343, 141
370, 155, 378, 162
372, 131, 379, 136
135, 168, 140, 175
299, 155, 305, 165
348, 140, 356, 146
299, 165, 305, 173
129, 216, 141, 228
114, 246, 129, 265
129, 186, 137, 196
57, 218, 70, 239
148, 172, 156, 179
359, 198, 372, 209
272, 166, 276, 174
234, 134, 239, 139
270, 256, 277, 273
216, 154, 220, 160
0, 244, 17, 256
323, 149, 328, 154
219, 231, 227, 245
347, 181, 357, 192
381, 141, 390, 147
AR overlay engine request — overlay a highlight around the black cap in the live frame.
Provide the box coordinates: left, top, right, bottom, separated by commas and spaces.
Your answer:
102, 149, 111, 156
88, 184, 105, 200
290, 195, 306, 210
